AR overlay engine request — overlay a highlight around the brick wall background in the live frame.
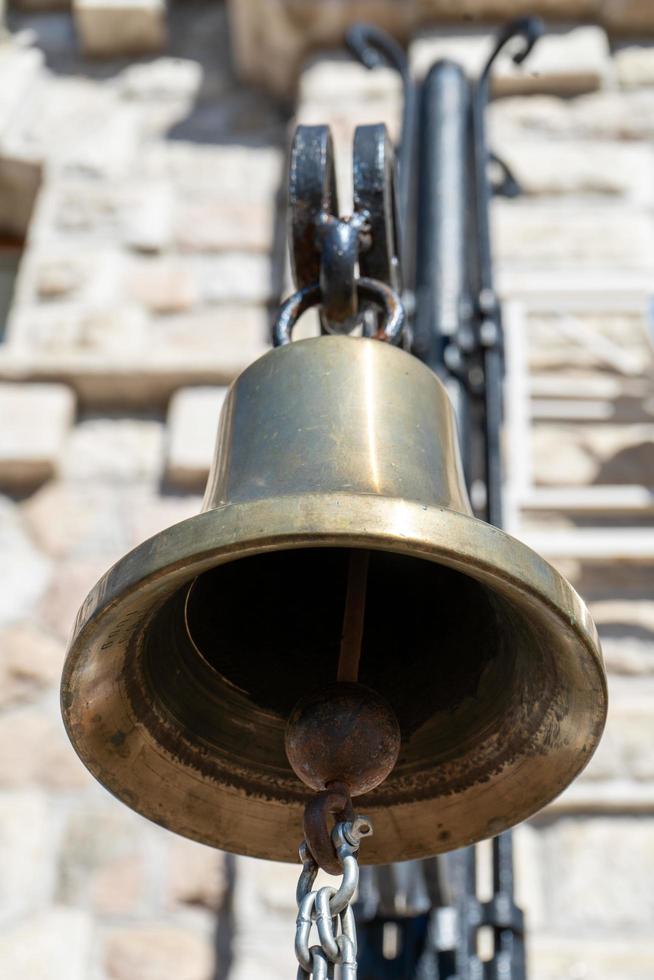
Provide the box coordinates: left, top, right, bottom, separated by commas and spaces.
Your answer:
0, 2, 653, 979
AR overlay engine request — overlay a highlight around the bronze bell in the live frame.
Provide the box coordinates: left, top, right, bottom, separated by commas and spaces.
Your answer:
61, 335, 607, 864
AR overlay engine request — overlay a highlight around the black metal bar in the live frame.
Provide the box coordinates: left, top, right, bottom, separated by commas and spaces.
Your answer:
413, 60, 470, 374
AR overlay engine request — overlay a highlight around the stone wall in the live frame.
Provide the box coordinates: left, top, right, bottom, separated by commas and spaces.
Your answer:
0, 2, 653, 979
228, 0, 654, 94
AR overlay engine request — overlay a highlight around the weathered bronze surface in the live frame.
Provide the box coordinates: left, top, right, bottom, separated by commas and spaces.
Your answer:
61, 336, 607, 864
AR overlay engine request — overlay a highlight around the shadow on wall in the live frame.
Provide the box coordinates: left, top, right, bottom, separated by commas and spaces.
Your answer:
7, 0, 291, 147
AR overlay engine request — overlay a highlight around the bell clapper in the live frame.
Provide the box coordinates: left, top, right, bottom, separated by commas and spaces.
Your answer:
337, 549, 370, 683
285, 548, 400, 950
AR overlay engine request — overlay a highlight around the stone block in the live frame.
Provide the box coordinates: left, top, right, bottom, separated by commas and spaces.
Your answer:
497, 141, 654, 201
1, 77, 142, 183
0, 496, 52, 628
38, 557, 113, 640
493, 202, 654, 272
61, 417, 165, 485
58, 807, 148, 916
0, 382, 75, 488
142, 143, 283, 201
615, 45, 654, 88
128, 258, 198, 314
168, 837, 227, 911
165, 386, 227, 490
194, 256, 275, 304
525, 311, 653, 380
174, 195, 276, 253
489, 89, 654, 141
23, 482, 134, 561
0, 622, 64, 706
74, 0, 167, 58
0, 791, 51, 922
412, 26, 611, 96
105, 926, 214, 980
125, 490, 202, 548
530, 936, 654, 980
121, 180, 174, 253
531, 423, 654, 486
601, 0, 654, 32
0, 303, 270, 407
0, 709, 90, 789
0, 907, 93, 980
538, 817, 654, 933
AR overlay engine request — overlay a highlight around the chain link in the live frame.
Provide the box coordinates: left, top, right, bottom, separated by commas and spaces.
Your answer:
294, 818, 372, 979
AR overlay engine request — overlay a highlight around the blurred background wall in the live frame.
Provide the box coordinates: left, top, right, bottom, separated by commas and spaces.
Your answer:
0, 1, 652, 978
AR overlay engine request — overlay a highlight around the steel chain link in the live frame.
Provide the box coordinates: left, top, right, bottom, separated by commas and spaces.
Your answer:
294, 818, 373, 979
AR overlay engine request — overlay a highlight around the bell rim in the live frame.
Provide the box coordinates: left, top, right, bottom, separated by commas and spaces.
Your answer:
62, 491, 607, 864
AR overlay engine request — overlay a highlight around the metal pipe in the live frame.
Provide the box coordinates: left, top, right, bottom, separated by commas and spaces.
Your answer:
413, 60, 470, 373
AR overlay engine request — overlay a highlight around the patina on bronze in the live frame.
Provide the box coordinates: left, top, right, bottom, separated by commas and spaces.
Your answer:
61, 335, 607, 864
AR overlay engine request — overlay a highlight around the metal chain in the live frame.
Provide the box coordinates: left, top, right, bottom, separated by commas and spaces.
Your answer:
294, 817, 373, 980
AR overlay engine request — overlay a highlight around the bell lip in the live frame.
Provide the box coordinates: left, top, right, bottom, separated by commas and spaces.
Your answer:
61, 491, 607, 865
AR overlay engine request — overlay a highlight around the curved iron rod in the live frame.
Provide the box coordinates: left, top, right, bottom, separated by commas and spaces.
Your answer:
480, 14, 545, 84
345, 23, 415, 270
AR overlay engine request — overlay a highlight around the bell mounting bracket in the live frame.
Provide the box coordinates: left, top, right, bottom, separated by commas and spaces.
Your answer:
287, 122, 404, 341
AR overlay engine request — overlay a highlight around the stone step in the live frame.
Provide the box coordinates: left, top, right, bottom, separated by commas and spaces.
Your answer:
164, 386, 227, 490
73, 0, 167, 57
0, 382, 75, 488
522, 527, 654, 561
519, 485, 654, 515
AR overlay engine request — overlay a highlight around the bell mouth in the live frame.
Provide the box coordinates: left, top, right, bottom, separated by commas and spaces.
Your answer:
61, 492, 607, 864
162, 548, 518, 786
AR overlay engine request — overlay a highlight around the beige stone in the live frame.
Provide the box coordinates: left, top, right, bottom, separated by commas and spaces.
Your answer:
36, 258, 86, 299
530, 425, 599, 485
0, 496, 52, 628
175, 196, 276, 253
0, 382, 75, 487
74, 0, 167, 58
105, 926, 214, 980
490, 89, 654, 142
494, 202, 654, 271
128, 258, 198, 313
412, 26, 611, 96
117, 56, 202, 103
601, 0, 654, 32
61, 417, 164, 484
59, 808, 147, 915
0, 791, 51, 921
168, 837, 227, 911
121, 180, 174, 253
0, 709, 90, 789
154, 305, 269, 367
22, 481, 133, 561
125, 490, 202, 548
539, 817, 654, 931
0, 907, 93, 980
498, 141, 654, 201
615, 45, 654, 88
527, 312, 653, 376
530, 936, 654, 980
165, 386, 227, 490
1, 76, 143, 182
0, 622, 64, 706
143, 142, 284, 200
194, 255, 274, 304
38, 557, 113, 640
